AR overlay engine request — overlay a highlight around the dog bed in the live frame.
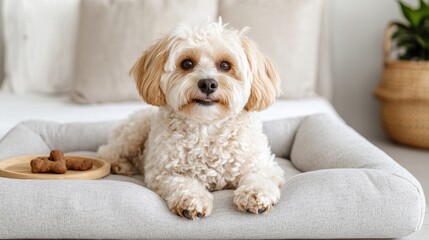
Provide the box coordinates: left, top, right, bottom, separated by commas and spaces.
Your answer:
0, 114, 425, 239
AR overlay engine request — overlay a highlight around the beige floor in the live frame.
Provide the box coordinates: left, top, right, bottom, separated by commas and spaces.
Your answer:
370, 138, 429, 240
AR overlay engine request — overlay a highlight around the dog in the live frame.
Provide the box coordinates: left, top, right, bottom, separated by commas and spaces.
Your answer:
97, 20, 285, 220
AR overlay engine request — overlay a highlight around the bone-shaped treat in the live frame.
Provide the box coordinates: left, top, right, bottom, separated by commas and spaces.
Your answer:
30, 150, 93, 174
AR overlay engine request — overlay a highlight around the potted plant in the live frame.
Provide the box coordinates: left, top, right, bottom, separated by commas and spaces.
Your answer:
374, 0, 429, 148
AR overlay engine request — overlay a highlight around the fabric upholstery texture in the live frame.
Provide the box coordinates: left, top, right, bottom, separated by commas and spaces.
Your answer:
0, 114, 425, 239
1, 0, 80, 94
70, 0, 218, 103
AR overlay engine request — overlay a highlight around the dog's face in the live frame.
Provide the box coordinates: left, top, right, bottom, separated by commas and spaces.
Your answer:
131, 21, 280, 123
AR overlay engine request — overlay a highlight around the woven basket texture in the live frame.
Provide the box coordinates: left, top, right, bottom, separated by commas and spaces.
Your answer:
374, 24, 429, 149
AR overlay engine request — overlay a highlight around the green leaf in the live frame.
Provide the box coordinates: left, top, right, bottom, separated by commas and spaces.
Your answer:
392, 22, 416, 40
398, 0, 429, 27
399, 0, 418, 26
393, 1, 429, 60
418, 18, 429, 39
392, 27, 414, 39
396, 37, 418, 47
392, 21, 412, 29
416, 36, 429, 47
393, 33, 415, 42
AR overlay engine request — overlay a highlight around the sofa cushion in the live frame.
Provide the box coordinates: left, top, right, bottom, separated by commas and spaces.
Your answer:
70, 0, 327, 103
219, 0, 325, 99
70, 0, 218, 103
1, 0, 80, 94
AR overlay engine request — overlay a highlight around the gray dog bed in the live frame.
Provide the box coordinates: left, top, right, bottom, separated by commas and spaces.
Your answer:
0, 114, 425, 239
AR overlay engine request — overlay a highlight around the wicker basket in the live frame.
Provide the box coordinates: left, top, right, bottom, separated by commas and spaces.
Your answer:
374, 24, 429, 149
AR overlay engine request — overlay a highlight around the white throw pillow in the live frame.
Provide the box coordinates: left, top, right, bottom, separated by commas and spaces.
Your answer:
219, 0, 324, 99
2, 0, 80, 94
71, 0, 218, 103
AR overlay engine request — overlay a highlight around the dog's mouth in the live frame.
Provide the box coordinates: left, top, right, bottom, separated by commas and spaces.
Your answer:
192, 98, 219, 106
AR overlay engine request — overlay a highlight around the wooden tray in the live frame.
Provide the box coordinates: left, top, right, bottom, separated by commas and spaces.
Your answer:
0, 155, 111, 180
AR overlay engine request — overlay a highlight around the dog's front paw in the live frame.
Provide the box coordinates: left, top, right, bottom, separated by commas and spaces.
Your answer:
168, 191, 213, 220
233, 183, 280, 214
97, 147, 139, 176
110, 159, 139, 176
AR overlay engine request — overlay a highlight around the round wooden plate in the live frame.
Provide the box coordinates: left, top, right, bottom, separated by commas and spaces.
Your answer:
0, 155, 111, 180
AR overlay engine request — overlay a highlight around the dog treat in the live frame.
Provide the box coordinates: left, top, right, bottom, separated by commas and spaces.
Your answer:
66, 159, 93, 171
49, 149, 93, 171
49, 149, 64, 161
30, 149, 93, 174
30, 157, 67, 174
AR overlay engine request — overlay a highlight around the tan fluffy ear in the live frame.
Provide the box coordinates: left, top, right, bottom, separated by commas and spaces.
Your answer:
242, 36, 280, 111
130, 36, 171, 106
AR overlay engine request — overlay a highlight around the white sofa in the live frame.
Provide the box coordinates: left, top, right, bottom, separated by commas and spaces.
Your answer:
0, 0, 425, 239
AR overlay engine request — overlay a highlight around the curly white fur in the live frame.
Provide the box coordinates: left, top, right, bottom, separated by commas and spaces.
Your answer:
98, 20, 285, 220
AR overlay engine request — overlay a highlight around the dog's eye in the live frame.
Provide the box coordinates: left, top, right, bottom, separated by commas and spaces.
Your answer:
181, 59, 194, 70
219, 61, 231, 71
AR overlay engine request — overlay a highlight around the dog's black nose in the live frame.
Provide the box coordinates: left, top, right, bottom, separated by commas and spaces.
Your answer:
198, 79, 218, 95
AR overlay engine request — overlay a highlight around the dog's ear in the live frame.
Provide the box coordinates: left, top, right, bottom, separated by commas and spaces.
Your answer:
130, 36, 172, 106
241, 36, 280, 111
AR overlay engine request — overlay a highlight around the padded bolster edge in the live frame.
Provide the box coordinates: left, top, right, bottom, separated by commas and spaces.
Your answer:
19, 120, 118, 153
0, 180, 169, 239
263, 116, 305, 159
0, 123, 50, 159
283, 168, 424, 238
290, 113, 426, 232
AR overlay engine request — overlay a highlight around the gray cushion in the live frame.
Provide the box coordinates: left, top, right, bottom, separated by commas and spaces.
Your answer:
0, 114, 425, 239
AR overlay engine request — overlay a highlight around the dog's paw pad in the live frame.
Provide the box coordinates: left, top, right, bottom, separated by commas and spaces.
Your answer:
182, 210, 192, 220
233, 185, 280, 214
181, 210, 205, 220
169, 193, 213, 220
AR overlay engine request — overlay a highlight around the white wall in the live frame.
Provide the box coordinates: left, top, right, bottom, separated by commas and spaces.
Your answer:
331, 0, 406, 139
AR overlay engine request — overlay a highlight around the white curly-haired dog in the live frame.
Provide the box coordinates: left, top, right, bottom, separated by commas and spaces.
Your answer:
97, 20, 285, 220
